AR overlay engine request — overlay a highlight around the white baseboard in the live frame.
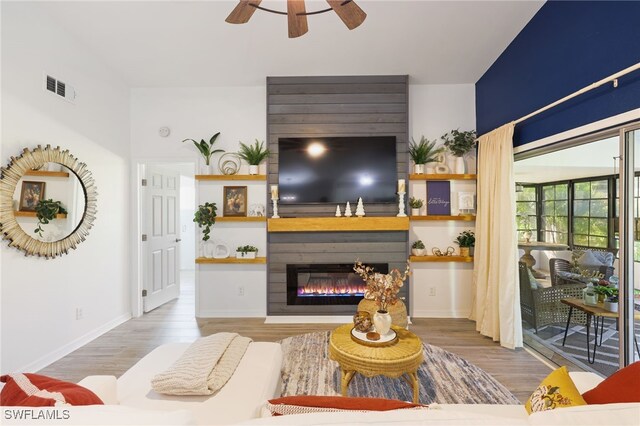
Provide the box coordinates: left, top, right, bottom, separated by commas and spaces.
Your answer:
197, 310, 266, 318
411, 309, 470, 318
264, 315, 353, 324
23, 313, 131, 374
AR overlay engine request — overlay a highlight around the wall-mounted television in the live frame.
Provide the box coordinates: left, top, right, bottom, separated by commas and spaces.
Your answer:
278, 136, 397, 204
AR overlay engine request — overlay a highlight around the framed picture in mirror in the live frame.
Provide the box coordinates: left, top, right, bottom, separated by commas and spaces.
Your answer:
19, 181, 45, 211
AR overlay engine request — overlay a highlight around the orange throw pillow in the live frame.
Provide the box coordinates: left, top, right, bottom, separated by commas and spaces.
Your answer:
266, 395, 426, 416
0, 373, 103, 406
582, 361, 640, 404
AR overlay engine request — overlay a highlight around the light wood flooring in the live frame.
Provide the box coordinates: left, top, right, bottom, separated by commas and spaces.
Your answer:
39, 272, 554, 402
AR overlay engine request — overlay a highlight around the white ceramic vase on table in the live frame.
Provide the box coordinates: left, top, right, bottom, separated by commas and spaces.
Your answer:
248, 165, 259, 175
413, 164, 425, 174
454, 156, 466, 174
373, 310, 392, 335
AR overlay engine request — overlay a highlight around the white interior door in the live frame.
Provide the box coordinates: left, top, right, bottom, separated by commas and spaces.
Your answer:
143, 165, 181, 312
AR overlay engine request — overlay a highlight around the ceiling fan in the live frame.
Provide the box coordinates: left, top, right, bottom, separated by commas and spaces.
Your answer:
225, 0, 367, 38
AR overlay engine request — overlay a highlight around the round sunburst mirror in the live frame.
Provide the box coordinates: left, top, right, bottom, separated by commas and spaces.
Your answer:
0, 145, 98, 258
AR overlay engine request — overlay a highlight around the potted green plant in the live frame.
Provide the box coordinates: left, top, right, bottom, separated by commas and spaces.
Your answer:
593, 285, 616, 305
409, 197, 424, 216
238, 139, 270, 175
183, 132, 224, 174
454, 230, 475, 257
408, 136, 444, 174
34, 199, 68, 238
442, 129, 477, 174
194, 202, 217, 242
236, 245, 258, 259
411, 240, 425, 256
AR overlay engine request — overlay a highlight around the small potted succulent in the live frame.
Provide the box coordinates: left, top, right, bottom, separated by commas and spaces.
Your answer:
454, 230, 475, 257
408, 136, 443, 174
409, 197, 424, 216
442, 129, 477, 174
237, 139, 270, 175
236, 245, 258, 259
411, 240, 425, 256
34, 199, 68, 238
183, 132, 224, 175
603, 293, 618, 313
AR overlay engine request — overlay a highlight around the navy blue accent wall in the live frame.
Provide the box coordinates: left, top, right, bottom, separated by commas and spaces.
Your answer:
476, 1, 640, 147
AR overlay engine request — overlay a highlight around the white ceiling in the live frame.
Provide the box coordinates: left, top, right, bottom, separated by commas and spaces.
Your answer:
36, 0, 545, 87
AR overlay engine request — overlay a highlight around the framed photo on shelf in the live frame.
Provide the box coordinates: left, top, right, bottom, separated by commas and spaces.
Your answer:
19, 181, 45, 211
426, 181, 451, 215
458, 191, 476, 214
223, 186, 247, 217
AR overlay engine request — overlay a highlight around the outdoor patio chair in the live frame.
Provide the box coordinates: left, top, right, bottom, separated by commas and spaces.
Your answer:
519, 262, 587, 333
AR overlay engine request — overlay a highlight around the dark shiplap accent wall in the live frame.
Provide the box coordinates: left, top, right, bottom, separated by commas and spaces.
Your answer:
266, 75, 409, 316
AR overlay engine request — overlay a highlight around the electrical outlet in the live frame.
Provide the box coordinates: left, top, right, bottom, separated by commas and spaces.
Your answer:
429, 287, 436, 296
75, 308, 84, 320
238, 286, 245, 296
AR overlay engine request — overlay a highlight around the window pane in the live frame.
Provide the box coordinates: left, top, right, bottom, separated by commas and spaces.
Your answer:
589, 218, 608, 236
590, 200, 608, 217
527, 216, 537, 230
573, 217, 589, 234
573, 234, 589, 245
555, 217, 569, 233
574, 200, 589, 217
542, 216, 553, 229
574, 182, 590, 199
555, 232, 568, 244
543, 201, 555, 215
555, 200, 568, 216
591, 180, 608, 198
543, 186, 554, 200
521, 187, 536, 201
555, 184, 568, 199
589, 236, 607, 248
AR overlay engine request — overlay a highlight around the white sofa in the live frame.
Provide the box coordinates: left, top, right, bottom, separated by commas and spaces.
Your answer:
4, 343, 639, 426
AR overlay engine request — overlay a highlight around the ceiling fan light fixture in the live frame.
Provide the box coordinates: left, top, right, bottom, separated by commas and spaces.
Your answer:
225, 0, 367, 38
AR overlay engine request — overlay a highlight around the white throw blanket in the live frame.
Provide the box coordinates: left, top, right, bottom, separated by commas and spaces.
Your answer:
151, 332, 252, 396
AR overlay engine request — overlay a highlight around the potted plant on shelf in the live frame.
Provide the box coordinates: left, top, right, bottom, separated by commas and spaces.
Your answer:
34, 199, 67, 238
194, 202, 217, 259
183, 132, 224, 175
409, 197, 424, 216
238, 139, 270, 175
237, 245, 259, 259
408, 136, 443, 174
442, 129, 477, 174
411, 240, 425, 256
454, 230, 475, 257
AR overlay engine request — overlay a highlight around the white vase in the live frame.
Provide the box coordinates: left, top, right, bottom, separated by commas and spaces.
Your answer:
203, 241, 216, 258
248, 165, 259, 175
373, 310, 392, 336
603, 301, 618, 312
411, 248, 425, 256
411, 208, 421, 216
454, 156, 466, 174
413, 164, 425, 174
237, 251, 257, 259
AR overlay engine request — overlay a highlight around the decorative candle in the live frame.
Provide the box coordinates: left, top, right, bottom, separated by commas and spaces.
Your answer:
270, 185, 278, 199
398, 179, 405, 193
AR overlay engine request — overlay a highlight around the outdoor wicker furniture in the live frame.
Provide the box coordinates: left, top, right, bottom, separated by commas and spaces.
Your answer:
519, 262, 587, 333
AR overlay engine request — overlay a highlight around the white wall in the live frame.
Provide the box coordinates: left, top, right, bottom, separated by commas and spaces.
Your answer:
130, 83, 475, 318
0, 3, 131, 373
409, 84, 477, 317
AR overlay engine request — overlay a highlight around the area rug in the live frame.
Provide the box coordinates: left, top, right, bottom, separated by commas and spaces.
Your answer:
524, 319, 640, 378
278, 332, 519, 404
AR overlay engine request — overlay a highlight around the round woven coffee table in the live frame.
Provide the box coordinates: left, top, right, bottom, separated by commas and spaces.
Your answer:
329, 324, 424, 403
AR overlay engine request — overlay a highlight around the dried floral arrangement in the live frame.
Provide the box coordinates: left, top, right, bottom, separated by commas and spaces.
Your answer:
353, 260, 410, 312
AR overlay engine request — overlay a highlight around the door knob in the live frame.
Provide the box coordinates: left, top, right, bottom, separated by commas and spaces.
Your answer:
175, 238, 182, 242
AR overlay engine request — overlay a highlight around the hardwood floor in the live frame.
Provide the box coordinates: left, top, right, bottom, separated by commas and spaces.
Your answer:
39, 272, 553, 402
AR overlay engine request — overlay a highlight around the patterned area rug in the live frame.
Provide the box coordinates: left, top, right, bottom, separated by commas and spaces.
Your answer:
278, 332, 519, 404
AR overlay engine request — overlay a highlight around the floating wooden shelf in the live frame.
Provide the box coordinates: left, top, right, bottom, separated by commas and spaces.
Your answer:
14, 211, 67, 219
409, 173, 476, 181
195, 174, 266, 181
268, 217, 410, 232
24, 170, 70, 178
410, 215, 475, 221
216, 217, 267, 222
196, 257, 267, 264
410, 255, 473, 263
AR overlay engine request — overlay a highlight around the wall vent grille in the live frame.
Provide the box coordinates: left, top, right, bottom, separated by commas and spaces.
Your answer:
44, 73, 75, 103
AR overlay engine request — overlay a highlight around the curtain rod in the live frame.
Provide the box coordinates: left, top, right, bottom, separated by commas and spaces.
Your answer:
512, 62, 640, 126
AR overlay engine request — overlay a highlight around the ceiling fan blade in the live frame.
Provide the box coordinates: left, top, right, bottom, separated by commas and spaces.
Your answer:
326, 0, 366, 30
226, 0, 262, 24
287, 0, 309, 38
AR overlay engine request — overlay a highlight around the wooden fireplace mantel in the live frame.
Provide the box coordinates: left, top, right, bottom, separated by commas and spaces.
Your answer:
267, 217, 410, 233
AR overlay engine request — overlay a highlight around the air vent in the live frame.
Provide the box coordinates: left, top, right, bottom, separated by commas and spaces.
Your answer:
43, 73, 76, 104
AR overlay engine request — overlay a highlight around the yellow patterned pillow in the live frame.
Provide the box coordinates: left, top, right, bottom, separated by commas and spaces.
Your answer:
525, 366, 587, 414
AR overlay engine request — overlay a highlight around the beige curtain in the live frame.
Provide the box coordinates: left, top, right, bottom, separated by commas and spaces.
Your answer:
470, 123, 522, 349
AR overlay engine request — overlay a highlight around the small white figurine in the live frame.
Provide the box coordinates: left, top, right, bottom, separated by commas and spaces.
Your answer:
335, 205, 342, 217
344, 202, 353, 217
355, 197, 365, 217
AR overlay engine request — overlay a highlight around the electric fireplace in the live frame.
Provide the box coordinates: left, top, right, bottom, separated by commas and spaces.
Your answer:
287, 263, 388, 306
